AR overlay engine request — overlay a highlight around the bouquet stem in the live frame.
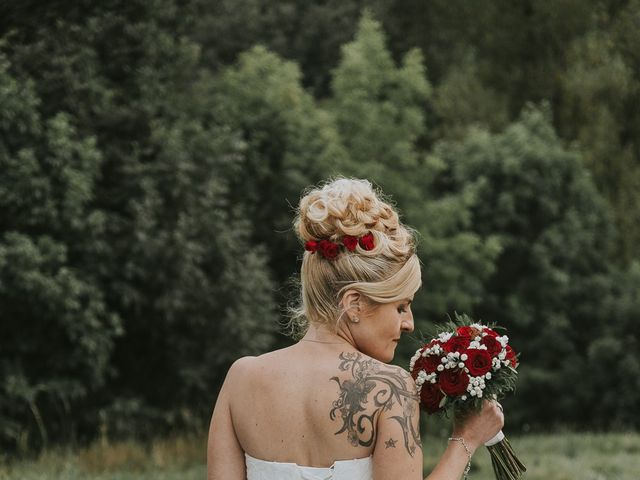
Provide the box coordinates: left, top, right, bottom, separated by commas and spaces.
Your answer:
485, 431, 526, 480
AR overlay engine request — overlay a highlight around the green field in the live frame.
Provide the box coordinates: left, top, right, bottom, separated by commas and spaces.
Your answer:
2, 432, 639, 480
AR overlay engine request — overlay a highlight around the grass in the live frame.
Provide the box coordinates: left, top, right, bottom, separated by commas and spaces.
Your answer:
1, 431, 639, 479
424, 431, 640, 480
0, 434, 207, 480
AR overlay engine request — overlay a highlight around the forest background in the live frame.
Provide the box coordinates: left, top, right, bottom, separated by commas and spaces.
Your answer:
1, 0, 640, 457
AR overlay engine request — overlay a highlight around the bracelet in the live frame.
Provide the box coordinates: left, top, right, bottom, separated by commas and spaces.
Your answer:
448, 437, 472, 479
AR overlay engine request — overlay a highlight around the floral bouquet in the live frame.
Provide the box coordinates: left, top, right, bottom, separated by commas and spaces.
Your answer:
409, 313, 526, 480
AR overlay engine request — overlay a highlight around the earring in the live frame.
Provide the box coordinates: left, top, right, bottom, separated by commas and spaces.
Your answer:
351, 316, 360, 323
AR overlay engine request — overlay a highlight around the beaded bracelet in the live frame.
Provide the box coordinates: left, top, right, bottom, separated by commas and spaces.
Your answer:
448, 437, 472, 479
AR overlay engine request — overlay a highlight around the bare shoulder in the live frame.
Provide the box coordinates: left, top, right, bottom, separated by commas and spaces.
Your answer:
330, 354, 423, 479
227, 355, 257, 376
220, 356, 256, 387
331, 351, 417, 394
329, 351, 420, 455
222, 349, 293, 393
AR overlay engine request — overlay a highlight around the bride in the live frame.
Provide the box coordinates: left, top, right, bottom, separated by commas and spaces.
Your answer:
208, 178, 503, 480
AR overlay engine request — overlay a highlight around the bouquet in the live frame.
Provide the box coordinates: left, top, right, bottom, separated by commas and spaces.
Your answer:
409, 313, 526, 480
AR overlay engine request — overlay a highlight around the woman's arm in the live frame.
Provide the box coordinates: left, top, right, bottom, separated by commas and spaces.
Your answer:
424, 440, 475, 480
371, 366, 424, 480
207, 359, 249, 480
371, 366, 503, 480
425, 400, 504, 480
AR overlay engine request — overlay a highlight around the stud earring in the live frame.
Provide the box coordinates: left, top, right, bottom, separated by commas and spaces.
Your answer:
351, 316, 360, 323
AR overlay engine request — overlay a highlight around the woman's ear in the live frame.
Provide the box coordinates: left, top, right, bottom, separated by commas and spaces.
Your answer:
341, 290, 361, 323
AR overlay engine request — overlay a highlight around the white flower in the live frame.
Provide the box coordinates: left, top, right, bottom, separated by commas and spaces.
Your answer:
437, 364, 445, 372
460, 353, 468, 361
438, 332, 453, 343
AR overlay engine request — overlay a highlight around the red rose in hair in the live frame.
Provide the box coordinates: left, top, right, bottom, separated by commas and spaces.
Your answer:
420, 382, 445, 414
481, 335, 502, 357
319, 240, 339, 259
465, 349, 493, 376
304, 240, 319, 252
413, 355, 441, 375
439, 369, 470, 397
443, 335, 471, 353
342, 235, 358, 252
505, 345, 518, 367
359, 233, 375, 251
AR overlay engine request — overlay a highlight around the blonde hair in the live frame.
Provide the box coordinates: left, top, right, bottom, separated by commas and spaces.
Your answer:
289, 178, 421, 336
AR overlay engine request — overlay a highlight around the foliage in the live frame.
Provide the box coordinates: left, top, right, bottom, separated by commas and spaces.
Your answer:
2, 0, 640, 450
213, 45, 347, 289
0, 51, 121, 449
1, 0, 278, 449
427, 106, 630, 427
329, 11, 430, 215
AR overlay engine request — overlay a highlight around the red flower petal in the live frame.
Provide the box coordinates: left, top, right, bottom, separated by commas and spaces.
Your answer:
304, 240, 319, 252
359, 233, 375, 251
342, 235, 358, 251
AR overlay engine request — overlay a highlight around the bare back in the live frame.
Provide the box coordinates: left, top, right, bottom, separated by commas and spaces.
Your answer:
221, 341, 420, 468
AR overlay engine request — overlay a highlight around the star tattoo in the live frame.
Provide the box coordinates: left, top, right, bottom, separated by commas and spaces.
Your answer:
385, 437, 397, 449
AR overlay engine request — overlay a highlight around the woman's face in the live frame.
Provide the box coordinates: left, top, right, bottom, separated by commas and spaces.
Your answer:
353, 298, 414, 362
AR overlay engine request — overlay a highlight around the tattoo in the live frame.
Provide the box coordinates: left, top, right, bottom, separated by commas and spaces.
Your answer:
385, 437, 397, 449
329, 352, 421, 456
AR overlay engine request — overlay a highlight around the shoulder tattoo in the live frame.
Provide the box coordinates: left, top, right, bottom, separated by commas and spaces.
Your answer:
329, 352, 421, 456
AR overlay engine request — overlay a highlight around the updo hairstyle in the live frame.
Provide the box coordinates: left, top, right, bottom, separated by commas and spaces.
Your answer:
290, 178, 421, 336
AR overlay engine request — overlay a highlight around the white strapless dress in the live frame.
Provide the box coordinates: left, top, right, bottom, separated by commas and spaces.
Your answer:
245, 453, 373, 480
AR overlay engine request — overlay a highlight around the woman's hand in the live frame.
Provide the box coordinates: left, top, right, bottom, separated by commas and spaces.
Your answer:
451, 400, 504, 453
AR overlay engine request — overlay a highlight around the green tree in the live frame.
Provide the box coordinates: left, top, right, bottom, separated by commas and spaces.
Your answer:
329, 11, 430, 217
214, 45, 347, 290
328, 13, 502, 359
586, 261, 640, 428
557, 7, 640, 264
0, 51, 121, 450
1, 0, 279, 446
429, 106, 618, 427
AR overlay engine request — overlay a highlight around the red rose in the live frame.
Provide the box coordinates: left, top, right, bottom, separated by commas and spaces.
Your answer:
439, 369, 469, 397
427, 338, 442, 349
465, 349, 493, 376
413, 355, 441, 376
505, 345, 518, 368
457, 326, 481, 338
304, 240, 319, 252
483, 327, 499, 338
319, 240, 339, 259
481, 336, 502, 357
342, 235, 358, 252
359, 233, 375, 251
420, 382, 445, 414
443, 335, 471, 353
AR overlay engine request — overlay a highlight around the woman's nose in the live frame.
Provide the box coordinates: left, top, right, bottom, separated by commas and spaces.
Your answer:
401, 314, 414, 333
